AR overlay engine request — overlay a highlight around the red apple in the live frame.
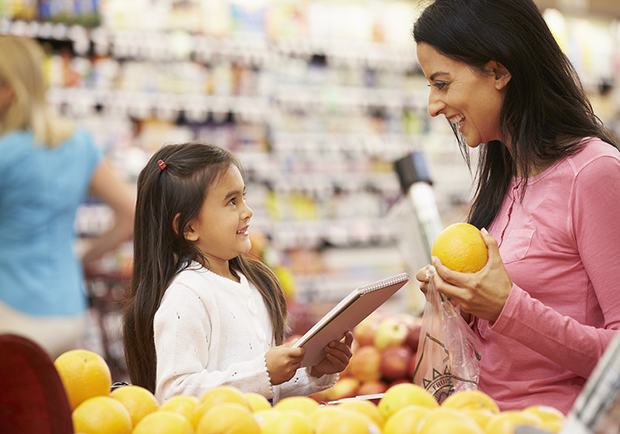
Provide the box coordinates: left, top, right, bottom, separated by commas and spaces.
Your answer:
353, 315, 380, 347
405, 323, 422, 353
380, 346, 413, 382
358, 379, 389, 396
327, 377, 360, 401
374, 316, 409, 350
350, 345, 382, 383
388, 378, 412, 387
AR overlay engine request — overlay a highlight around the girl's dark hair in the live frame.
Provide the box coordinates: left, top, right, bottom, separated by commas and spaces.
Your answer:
123, 143, 288, 393
413, 0, 618, 229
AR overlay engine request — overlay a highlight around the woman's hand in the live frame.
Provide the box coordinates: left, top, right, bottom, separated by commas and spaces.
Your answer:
310, 331, 354, 378
265, 342, 306, 385
429, 228, 513, 322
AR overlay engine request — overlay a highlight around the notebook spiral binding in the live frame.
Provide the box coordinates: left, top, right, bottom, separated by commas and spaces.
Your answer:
358, 272, 410, 295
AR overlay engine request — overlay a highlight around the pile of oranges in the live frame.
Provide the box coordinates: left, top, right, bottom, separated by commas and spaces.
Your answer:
53, 348, 564, 434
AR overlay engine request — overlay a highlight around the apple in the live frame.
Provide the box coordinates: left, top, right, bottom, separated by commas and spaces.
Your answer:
358, 379, 389, 396
350, 345, 382, 383
380, 346, 413, 382
374, 317, 409, 350
327, 377, 360, 401
388, 378, 411, 387
353, 315, 380, 347
309, 389, 331, 403
405, 322, 422, 353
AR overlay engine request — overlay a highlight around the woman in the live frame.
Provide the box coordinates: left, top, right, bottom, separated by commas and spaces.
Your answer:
413, 0, 620, 414
0, 36, 135, 359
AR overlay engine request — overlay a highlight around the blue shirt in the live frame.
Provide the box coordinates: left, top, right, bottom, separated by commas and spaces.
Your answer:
0, 129, 102, 316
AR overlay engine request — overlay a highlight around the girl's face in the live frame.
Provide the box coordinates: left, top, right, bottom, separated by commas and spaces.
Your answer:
416, 42, 511, 148
185, 164, 253, 277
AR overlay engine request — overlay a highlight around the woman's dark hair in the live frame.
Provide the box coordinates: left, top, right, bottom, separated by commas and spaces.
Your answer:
413, 0, 618, 229
123, 143, 288, 393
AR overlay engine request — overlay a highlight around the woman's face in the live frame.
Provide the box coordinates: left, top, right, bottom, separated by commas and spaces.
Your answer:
416, 42, 510, 148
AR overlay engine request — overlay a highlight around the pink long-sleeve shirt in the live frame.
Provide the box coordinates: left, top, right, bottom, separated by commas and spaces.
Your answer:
475, 138, 620, 414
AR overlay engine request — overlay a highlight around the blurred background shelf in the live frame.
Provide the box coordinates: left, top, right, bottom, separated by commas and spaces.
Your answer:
3, 0, 620, 381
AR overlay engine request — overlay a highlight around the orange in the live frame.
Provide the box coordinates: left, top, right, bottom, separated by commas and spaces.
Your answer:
307, 406, 350, 432
274, 396, 320, 415
441, 390, 500, 413
196, 402, 260, 434
132, 410, 193, 434
260, 410, 314, 434
423, 418, 485, 434
417, 408, 480, 434
462, 408, 496, 429
315, 409, 380, 434
431, 223, 488, 273
54, 349, 112, 410
338, 399, 385, 428
244, 392, 272, 412
254, 408, 285, 429
378, 383, 438, 420
109, 384, 159, 426
485, 410, 544, 434
71, 396, 132, 434
382, 404, 431, 434
190, 385, 251, 426
523, 405, 565, 433
158, 395, 199, 425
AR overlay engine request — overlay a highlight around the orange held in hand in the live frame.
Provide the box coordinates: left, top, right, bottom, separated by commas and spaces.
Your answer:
431, 223, 488, 273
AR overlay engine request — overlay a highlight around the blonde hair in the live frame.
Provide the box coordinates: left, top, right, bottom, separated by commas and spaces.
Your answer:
0, 35, 73, 147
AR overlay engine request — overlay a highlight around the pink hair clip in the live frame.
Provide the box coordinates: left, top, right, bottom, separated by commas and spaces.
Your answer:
157, 159, 167, 170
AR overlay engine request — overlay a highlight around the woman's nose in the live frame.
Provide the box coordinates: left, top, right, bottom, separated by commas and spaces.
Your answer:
428, 92, 445, 117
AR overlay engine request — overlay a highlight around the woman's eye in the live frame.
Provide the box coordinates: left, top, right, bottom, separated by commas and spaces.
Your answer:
433, 81, 448, 90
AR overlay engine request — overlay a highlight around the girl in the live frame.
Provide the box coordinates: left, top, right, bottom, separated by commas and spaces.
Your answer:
123, 142, 353, 403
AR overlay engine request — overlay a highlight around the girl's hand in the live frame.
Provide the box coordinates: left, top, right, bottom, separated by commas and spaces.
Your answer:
431, 228, 513, 322
266, 342, 306, 385
310, 331, 354, 378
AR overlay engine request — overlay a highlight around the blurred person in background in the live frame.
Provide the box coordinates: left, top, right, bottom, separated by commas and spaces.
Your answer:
413, 0, 620, 414
0, 35, 135, 359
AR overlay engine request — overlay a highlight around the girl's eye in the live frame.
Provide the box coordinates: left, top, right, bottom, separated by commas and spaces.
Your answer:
228, 198, 236, 205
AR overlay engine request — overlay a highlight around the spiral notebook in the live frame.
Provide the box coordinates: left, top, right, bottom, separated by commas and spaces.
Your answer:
293, 272, 410, 367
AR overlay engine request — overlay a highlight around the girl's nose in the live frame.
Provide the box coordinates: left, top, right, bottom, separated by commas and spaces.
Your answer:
243, 202, 253, 219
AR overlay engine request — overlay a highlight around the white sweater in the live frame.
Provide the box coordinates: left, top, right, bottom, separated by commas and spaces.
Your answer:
153, 262, 337, 403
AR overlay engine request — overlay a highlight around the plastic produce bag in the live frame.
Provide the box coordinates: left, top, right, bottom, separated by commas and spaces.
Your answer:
412, 266, 483, 403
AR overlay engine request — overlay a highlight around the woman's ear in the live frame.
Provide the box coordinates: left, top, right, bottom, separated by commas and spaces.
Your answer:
487, 60, 511, 90
173, 213, 198, 241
